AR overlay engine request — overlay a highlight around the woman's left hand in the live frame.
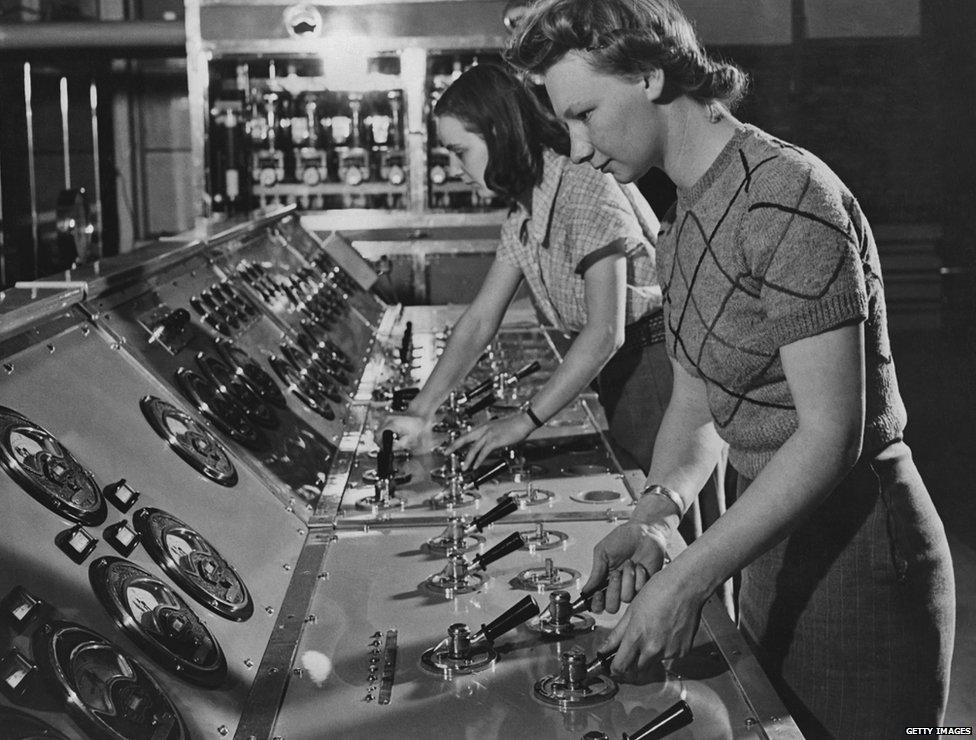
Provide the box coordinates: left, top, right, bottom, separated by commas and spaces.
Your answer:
447, 412, 536, 470
601, 565, 708, 674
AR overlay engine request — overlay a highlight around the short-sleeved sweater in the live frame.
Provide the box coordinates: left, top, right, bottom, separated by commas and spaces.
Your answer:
497, 149, 661, 333
658, 124, 906, 479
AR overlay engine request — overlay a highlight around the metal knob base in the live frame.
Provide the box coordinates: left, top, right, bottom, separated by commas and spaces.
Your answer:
533, 651, 618, 709
530, 612, 596, 638
519, 523, 569, 551
420, 643, 496, 678
423, 532, 484, 556
427, 489, 479, 510
513, 559, 581, 592
503, 487, 554, 507
420, 556, 485, 596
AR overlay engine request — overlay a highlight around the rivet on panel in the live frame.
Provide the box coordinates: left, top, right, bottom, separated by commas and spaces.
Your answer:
217, 726, 228, 736
283, 563, 291, 571
46, 344, 55, 354
297, 529, 306, 535
244, 658, 254, 668
3, 364, 13, 375
266, 606, 275, 615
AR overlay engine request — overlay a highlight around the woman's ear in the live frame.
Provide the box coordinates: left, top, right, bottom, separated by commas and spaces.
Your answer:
643, 69, 665, 103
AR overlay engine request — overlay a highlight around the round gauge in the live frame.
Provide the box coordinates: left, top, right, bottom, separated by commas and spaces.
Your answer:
267, 356, 336, 420
299, 323, 352, 368
279, 344, 343, 401
0, 406, 106, 525
175, 368, 266, 451
133, 507, 253, 621
213, 340, 288, 409
140, 396, 238, 487
32, 620, 189, 740
196, 353, 279, 429
0, 707, 74, 740
89, 557, 227, 687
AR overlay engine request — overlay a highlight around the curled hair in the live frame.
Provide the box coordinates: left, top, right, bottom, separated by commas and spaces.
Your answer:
433, 64, 569, 200
505, 0, 748, 109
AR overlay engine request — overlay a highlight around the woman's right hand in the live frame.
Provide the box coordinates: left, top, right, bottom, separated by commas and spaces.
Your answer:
374, 413, 430, 451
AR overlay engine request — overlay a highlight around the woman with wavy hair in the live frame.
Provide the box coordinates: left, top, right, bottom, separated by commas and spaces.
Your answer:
379, 63, 673, 475
508, 1, 954, 736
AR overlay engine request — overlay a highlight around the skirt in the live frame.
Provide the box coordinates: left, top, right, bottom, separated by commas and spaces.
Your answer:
737, 441, 955, 738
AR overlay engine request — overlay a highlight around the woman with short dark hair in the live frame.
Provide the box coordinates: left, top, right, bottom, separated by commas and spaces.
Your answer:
508, 1, 955, 736
378, 63, 672, 475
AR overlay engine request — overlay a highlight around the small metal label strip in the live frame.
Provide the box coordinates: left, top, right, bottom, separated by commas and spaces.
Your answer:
331, 508, 632, 531
377, 629, 398, 705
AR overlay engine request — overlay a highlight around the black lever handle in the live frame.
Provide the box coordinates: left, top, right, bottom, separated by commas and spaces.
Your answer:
460, 378, 493, 404
586, 649, 617, 676
377, 430, 395, 479
624, 700, 694, 740
572, 574, 611, 613
461, 392, 495, 417
477, 595, 539, 644
471, 531, 524, 571
391, 387, 420, 412
398, 321, 413, 364
512, 360, 541, 381
467, 459, 508, 489
465, 496, 518, 534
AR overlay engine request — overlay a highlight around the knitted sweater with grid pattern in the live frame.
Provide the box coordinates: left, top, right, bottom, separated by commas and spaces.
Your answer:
658, 124, 906, 479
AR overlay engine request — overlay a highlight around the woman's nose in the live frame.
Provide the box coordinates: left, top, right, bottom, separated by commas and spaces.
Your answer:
569, 132, 593, 165
447, 153, 465, 178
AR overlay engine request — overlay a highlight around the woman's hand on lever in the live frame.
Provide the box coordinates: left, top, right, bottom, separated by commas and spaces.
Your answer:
580, 521, 669, 614
447, 412, 535, 471
374, 413, 430, 451
599, 563, 707, 673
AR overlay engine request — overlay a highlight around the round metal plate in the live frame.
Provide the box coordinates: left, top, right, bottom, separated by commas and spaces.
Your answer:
528, 613, 596, 638
362, 468, 412, 485
354, 493, 404, 511
519, 525, 569, 551
89, 557, 227, 687
419, 570, 485, 597
502, 487, 554, 507
281, 344, 344, 400
0, 406, 106, 525
427, 490, 480, 510
32, 620, 189, 740
423, 532, 484, 556
196, 353, 279, 429
133, 508, 253, 621
213, 340, 288, 408
533, 672, 617, 709
569, 489, 622, 504
175, 369, 266, 450
420, 643, 497, 677
512, 562, 581, 592
0, 707, 73, 740
140, 396, 238, 487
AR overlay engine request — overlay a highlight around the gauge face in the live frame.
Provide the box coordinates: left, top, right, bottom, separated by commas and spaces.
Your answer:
0, 707, 73, 740
213, 340, 288, 408
139, 396, 238, 487
89, 557, 227, 687
32, 621, 189, 740
133, 508, 253, 621
196, 353, 279, 429
175, 368, 266, 451
267, 356, 335, 420
0, 406, 106, 525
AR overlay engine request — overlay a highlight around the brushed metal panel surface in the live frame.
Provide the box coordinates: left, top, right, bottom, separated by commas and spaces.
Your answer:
84, 253, 355, 521
0, 318, 305, 738
273, 524, 761, 740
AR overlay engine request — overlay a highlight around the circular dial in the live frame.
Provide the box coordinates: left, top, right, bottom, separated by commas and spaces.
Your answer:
0, 406, 106, 525
140, 396, 238, 487
213, 340, 288, 408
0, 707, 73, 740
175, 368, 266, 451
32, 620, 189, 740
133, 507, 253, 621
196, 352, 279, 429
268, 355, 336, 420
89, 557, 227, 687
